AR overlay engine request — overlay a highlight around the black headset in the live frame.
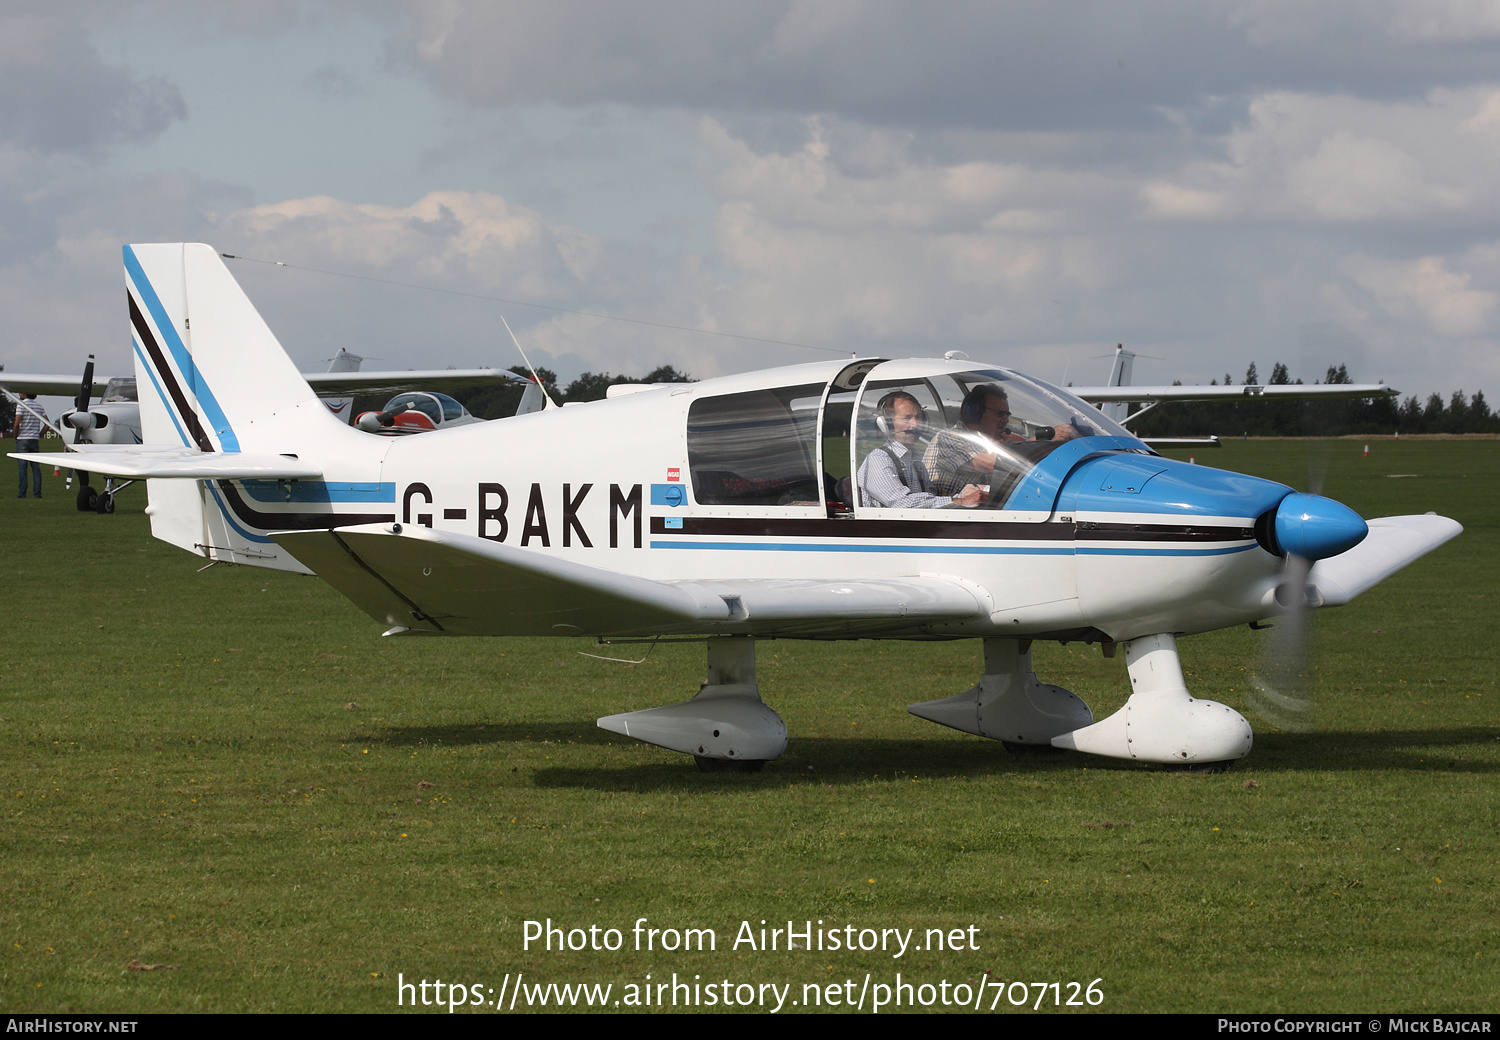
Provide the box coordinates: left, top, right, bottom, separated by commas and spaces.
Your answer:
960, 384, 1006, 426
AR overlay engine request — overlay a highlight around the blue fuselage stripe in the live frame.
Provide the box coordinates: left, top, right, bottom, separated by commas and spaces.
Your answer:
123, 246, 241, 452
1076, 545, 1254, 557
649, 540, 1255, 557
238, 480, 396, 503
205, 483, 276, 544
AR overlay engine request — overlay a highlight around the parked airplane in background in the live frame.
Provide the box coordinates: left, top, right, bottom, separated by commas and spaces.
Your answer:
2, 346, 524, 511
1071, 343, 1395, 448
352, 380, 545, 435
12, 244, 1458, 774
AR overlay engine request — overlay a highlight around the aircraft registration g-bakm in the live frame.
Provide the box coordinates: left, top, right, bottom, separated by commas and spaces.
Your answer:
13, 244, 1462, 771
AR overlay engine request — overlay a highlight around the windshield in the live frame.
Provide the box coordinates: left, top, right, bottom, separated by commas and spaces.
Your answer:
102, 377, 137, 403
387, 392, 442, 423
853, 363, 1137, 510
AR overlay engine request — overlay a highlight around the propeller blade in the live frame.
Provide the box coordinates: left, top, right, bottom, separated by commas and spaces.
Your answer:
1247, 553, 1317, 732
75, 354, 95, 413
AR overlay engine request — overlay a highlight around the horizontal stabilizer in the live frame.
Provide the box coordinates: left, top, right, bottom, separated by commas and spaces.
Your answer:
272, 523, 984, 638
7, 446, 322, 480
1311, 514, 1463, 606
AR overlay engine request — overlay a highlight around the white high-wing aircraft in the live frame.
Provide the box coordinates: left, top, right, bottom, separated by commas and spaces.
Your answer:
2, 343, 526, 512
11, 244, 1462, 771
1074, 343, 1396, 448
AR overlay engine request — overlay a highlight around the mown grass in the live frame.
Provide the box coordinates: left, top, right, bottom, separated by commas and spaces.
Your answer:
1, 438, 1495, 1013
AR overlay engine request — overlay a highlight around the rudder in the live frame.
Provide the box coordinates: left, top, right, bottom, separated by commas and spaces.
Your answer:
125, 243, 327, 452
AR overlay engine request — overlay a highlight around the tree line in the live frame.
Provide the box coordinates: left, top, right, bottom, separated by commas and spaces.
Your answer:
1127, 362, 1500, 438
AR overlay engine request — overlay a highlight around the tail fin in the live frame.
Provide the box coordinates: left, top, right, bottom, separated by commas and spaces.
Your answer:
125, 243, 324, 451
1101, 344, 1135, 424
124, 243, 378, 573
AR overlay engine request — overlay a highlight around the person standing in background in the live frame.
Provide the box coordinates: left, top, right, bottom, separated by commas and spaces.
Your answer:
13, 393, 47, 498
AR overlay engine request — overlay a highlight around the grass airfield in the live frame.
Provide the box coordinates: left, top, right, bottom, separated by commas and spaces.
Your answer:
2, 438, 1495, 1014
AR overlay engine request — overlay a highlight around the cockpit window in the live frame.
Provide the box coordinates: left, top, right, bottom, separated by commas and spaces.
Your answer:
435, 393, 465, 422
854, 366, 1134, 511
102, 377, 137, 403
387, 392, 442, 422
688, 383, 824, 506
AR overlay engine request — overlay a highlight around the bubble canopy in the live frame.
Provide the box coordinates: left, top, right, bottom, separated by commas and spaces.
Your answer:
849, 359, 1139, 510
683, 356, 1146, 513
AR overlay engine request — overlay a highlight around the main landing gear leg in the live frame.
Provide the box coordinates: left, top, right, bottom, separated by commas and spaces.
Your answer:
908, 638, 1094, 748
596, 636, 787, 773
1051, 633, 1252, 766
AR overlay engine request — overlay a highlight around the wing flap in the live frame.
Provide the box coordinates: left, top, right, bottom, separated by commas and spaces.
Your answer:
1311, 514, 1463, 606
672, 577, 984, 636
273, 524, 985, 638
274, 524, 730, 636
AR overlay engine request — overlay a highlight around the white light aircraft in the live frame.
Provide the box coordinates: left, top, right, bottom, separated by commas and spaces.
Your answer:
11, 244, 1462, 772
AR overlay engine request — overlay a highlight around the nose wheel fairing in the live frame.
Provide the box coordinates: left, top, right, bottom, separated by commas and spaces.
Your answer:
1052, 633, 1252, 764
911, 634, 1253, 766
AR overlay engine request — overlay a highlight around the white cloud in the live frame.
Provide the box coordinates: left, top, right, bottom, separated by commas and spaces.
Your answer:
397, 0, 1500, 132
0, 9, 185, 157
223, 191, 602, 287
1288, 133, 1458, 221
1386, 0, 1500, 41
1347, 254, 1497, 337
1141, 88, 1500, 224
5, 3, 1500, 403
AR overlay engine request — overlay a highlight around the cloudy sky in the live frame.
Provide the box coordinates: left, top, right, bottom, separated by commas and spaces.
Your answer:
4, 0, 1500, 401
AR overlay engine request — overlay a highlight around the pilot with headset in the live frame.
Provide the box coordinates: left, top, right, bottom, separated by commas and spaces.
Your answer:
924, 383, 1080, 498
857, 391, 983, 509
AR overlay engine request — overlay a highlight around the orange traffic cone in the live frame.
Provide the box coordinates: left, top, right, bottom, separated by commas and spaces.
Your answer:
1189, 454, 1195, 465
52, 465, 60, 476
1363, 443, 1369, 457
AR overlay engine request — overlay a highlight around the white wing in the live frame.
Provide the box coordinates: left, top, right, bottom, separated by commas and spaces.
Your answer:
0, 373, 109, 397
1311, 514, 1463, 606
272, 523, 985, 638
304, 369, 529, 398
1074, 383, 1396, 403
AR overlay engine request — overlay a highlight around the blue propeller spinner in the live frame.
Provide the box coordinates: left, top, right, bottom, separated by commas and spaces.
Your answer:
1269, 492, 1368, 561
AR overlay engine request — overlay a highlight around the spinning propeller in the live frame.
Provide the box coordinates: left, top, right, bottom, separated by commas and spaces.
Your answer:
1246, 440, 1363, 733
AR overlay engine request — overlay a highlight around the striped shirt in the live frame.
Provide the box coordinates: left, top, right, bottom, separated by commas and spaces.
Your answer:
856, 440, 953, 509
14, 401, 47, 440
923, 427, 995, 497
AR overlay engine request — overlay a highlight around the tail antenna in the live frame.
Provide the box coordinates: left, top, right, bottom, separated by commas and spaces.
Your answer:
499, 314, 559, 410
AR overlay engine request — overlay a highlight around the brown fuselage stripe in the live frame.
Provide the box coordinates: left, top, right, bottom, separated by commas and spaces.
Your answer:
215, 481, 395, 531
649, 516, 1251, 542
128, 291, 213, 453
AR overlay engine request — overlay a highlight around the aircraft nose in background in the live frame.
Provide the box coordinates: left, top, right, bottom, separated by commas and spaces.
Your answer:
1271, 493, 1368, 560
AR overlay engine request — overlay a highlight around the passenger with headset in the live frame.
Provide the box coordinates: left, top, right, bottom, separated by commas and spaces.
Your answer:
923, 383, 1080, 498
856, 391, 983, 508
